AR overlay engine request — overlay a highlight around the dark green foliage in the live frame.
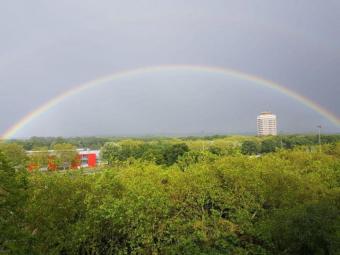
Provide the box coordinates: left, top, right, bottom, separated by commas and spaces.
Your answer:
207, 146, 223, 155
181, 134, 228, 141
162, 143, 189, 166
241, 140, 260, 155
260, 198, 340, 255
0, 152, 29, 254
101, 141, 189, 166
261, 139, 279, 153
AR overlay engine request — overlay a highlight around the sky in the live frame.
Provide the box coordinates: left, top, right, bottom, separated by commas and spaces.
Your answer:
0, 0, 340, 137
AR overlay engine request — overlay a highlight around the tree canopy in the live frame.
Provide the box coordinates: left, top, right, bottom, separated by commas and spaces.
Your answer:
1, 136, 340, 254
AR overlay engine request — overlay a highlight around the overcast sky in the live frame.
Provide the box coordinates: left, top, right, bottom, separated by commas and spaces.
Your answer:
1, 0, 340, 137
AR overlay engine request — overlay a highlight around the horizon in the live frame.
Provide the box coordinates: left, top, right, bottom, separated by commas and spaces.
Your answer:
1, 1, 340, 137
4, 131, 340, 142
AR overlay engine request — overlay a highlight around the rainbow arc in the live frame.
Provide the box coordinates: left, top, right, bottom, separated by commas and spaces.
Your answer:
2, 65, 339, 139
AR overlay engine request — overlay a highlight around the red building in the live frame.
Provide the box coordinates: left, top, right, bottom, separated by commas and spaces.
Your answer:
78, 150, 99, 168
27, 149, 100, 171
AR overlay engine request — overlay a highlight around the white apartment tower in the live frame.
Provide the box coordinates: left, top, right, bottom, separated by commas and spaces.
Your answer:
257, 112, 277, 136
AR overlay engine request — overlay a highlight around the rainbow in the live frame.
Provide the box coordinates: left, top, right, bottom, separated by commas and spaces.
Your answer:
1, 64, 339, 139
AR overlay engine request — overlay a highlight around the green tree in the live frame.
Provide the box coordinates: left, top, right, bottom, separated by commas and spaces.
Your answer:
162, 143, 189, 166
0, 143, 27, 169
26, 172, 92, 254
208, 146, 223, 155
261, 139, 278, 153
260, 199, 340, 255
28, 146, 49, 171
100, 142, 122, 165
177, 150, 217, 171
0, 152, 29, 254
52, 143, 78, 170
241, 140, 260, 155
1, 137, 339, 254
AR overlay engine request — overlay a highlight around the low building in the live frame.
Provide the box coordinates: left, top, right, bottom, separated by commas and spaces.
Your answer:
78, 149, 100, 168
27, 148, 100, 171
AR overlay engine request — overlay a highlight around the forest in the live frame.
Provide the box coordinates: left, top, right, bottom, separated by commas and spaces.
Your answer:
1, 135, 340, 254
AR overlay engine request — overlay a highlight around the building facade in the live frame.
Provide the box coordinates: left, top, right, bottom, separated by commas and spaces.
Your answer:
27, 149, 100, 171
257, 112, 277, 136
78, 149, 100, 168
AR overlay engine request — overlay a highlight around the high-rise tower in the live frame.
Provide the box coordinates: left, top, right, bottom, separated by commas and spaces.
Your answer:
257, 112, 277, 136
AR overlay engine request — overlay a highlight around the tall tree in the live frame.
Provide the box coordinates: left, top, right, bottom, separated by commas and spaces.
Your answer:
0, 152, 29, 254
100, 142, 122, 165
0, 143, 27, 169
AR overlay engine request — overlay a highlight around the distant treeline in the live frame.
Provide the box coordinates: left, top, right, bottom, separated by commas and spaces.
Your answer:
241, 134, 340, 155
6, 134, 340, 151
8, 136, 181, 150
8, 136, 111, 150
1, 134, 339, 173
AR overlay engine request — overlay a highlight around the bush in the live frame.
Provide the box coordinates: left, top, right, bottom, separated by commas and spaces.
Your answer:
241, 141, 260, 155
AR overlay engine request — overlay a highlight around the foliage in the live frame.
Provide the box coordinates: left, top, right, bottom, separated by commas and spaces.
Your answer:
241, 140, 260, 155
0, 143, 28, 169
9, 134, 340, 152
0, 152, 29, 254
25, 172, 92, 254
52, 143, 78, 170
260, 139, 279, 153
101, 141, 189, 166
1, 137, 340, 254
100, 142, 122, 165
162, 143, 189, 166
9, 136, 110, 150
28, 147, 49, 171
259, 197, 340, 255
177, 150, 218, 171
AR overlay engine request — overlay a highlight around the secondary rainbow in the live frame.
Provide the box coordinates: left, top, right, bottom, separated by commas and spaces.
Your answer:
2, 64, 339, 139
